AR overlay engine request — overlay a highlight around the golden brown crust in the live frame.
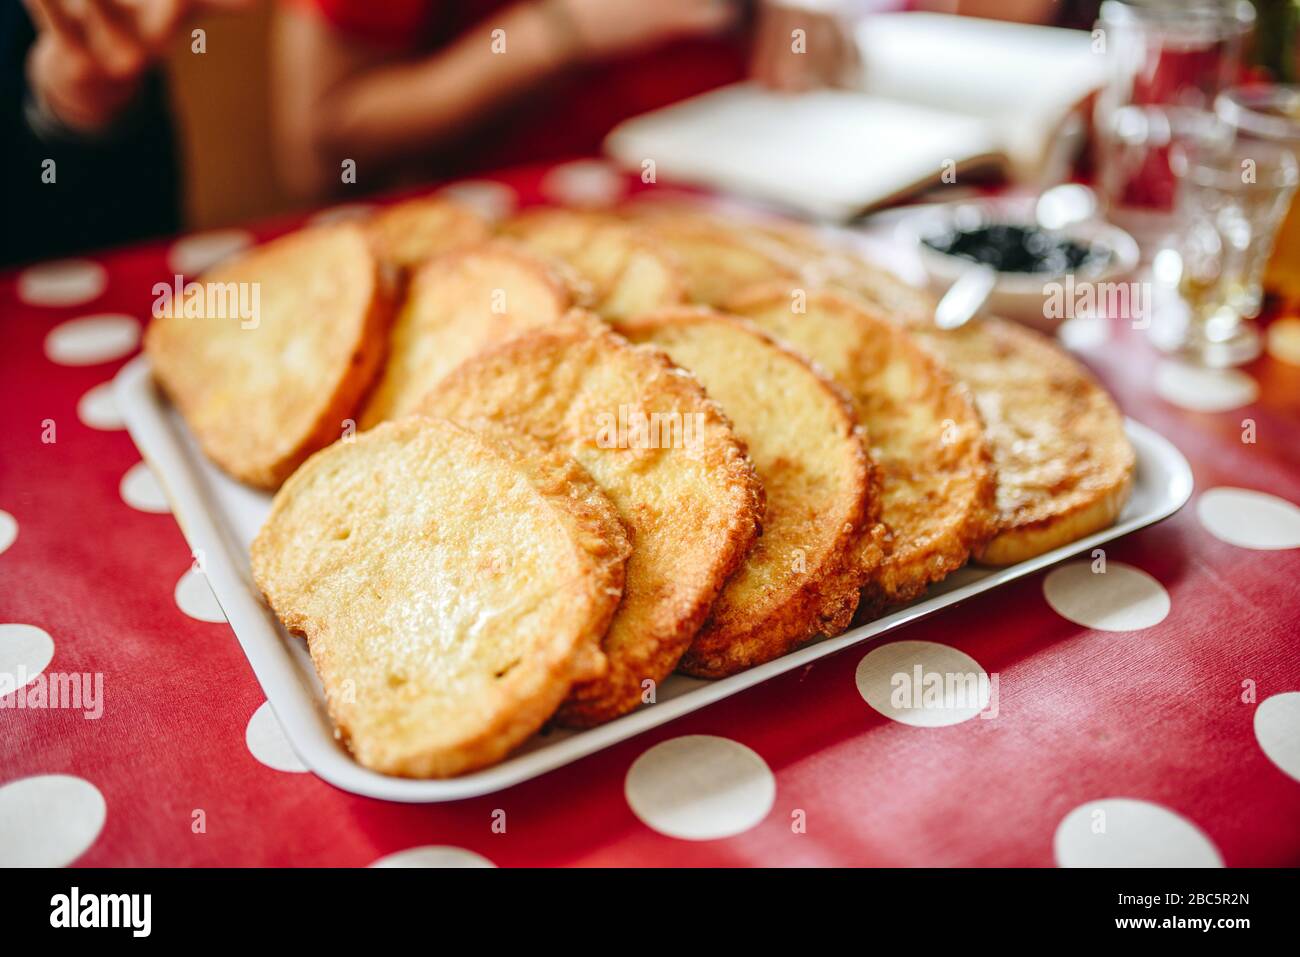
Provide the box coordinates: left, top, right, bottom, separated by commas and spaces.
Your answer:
622, 195, 939, 323
250, 416, 630, 778
422, 312, 764, 725
726, 284, 997, 605
753, 219, 940, 326
906, 316, 1136, 565
364, 194, 492, 273
358, 240, 579, 429
500, 207, 687, 319
714, 211, 1133, 565
615, 306, 874, 677
144, 223, 395, 489
616, 203, 806, 306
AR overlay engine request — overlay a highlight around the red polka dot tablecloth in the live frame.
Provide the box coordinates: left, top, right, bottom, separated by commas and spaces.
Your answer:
2, 160, 1299, 868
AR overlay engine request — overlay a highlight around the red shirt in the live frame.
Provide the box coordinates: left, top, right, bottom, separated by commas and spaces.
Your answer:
292, 0, 748, 178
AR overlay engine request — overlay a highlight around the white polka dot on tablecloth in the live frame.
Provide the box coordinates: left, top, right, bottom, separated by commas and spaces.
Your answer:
1154, 360, 1258, 412
174, 568, 226, 623
0, 511, 16, 556
167, 228, 254, 276
246, 702, 307, 773
540, 159, 627, 207
119, 462, 169, 514
439, 180, 518, 222
855, 640, 992, 727
369, 846, 496, 868
624, 735, 774, 841
1254, 692, 1300, 783
18, 259, 107, 307
0, 774, 106, 867
44, 314, 140, 366
76, 381, 124, 431
1042, 561, 1170, 631
1196, 487, 1300, 550
0, 623, 54, 691
1054, 798, 1223, 867
307, 203, 376, 227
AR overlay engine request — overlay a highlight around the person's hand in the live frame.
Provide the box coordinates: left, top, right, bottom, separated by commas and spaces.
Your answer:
750, 0, 860, 93
24, 0, 247, 133
549, 0, 738, 63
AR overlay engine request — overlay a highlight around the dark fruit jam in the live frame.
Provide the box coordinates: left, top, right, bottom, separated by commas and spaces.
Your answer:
923, 224, 1112, 275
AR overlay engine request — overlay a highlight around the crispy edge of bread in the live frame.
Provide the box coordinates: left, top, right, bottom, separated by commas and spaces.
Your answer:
500, 206, 687, 318
594, 228, 689, 319
421, 311, 765, 726
762, 223, 940, 327
924, 317, 1136, 566
250, 416, 630, 778
357, 239, 583, 430
977, 470, 1134, 565
615, 306, 875, 677
616, 204, 806, 305
145, 223, 396, 490
724, 283, 997, 607
364, 194, 493, 273
622, 193, 940, 324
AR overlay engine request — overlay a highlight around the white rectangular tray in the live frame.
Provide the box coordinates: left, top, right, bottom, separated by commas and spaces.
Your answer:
115, 355, 1193, 802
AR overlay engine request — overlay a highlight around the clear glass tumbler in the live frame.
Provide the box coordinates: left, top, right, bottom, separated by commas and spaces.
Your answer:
1217, 84, 1300, 303
1153, 132, 1298, 366
1093, 0, 1256, 242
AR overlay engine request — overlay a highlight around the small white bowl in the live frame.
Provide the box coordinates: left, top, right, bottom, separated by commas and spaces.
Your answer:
908, 201, 1140, 332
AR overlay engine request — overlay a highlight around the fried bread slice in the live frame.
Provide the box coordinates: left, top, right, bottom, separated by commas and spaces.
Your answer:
907, 316, 1135, 565
757, 223, 938, 326
624, 197, 938, 322
250, 416, 630, 778
422, 313, 764, 725
365, 195, 492, 273
618, 204, 805, 306
500, 207, 685, 319
145, 223, 394, 489
616, 308, 876, 677
358, 241, 579, 429
726, 286, 995, 605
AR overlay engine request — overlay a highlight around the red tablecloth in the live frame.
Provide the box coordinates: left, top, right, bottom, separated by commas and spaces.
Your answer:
2, 160, 1299, 867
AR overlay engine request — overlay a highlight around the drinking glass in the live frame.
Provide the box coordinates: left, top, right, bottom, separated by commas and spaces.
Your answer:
1152, 132, 1298, 366
1093, 0, 1256, 241
1217, 84, 1300, 303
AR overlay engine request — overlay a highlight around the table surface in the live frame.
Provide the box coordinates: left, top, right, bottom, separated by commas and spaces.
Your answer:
2, 160, 1299, 868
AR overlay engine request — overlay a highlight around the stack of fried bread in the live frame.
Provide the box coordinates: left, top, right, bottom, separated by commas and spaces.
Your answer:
145, 191, 1135, 777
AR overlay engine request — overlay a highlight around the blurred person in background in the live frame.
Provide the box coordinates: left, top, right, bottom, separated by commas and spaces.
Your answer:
270, 0, 1097, 203
274, 0, 746, 201
1, 0, 250, 266
2, 0, 1094, 267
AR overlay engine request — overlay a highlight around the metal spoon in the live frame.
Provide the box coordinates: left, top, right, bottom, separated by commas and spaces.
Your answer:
934, 263, 996, 330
